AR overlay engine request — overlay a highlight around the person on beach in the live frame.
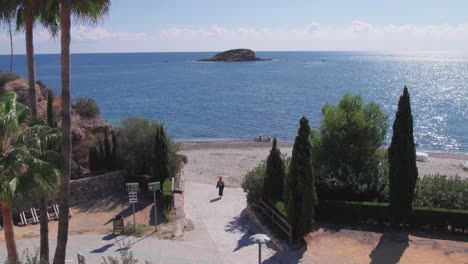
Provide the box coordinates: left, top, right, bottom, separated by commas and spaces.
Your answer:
216, 177, 225, 198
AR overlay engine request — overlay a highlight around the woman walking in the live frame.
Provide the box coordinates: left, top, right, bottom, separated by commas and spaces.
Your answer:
216, 177, 225, 198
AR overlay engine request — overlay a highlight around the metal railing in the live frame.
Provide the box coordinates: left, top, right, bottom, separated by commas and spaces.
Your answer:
256, 199, 292, 244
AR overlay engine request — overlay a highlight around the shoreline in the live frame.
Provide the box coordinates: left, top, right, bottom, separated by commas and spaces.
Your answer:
176, 139, 468, 160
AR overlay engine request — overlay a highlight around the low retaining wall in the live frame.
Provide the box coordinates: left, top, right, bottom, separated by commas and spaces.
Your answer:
70, 170, 127, 206
173, 162, 186, 240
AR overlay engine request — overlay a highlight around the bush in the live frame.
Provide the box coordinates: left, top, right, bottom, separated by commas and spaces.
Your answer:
311, 94, 389, 201
121, 224, 149, 237
73, 97, 100, 118
0, 71, 19, 89
241, 161, 266, 203
316, 200, 468, 231
117, 117, 179, 178
413, 175, 468, 210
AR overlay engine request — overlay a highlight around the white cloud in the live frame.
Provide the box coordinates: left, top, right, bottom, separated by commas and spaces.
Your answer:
307, 22, 321, 34
351, 20, 374, 33
2, 21, 468, 54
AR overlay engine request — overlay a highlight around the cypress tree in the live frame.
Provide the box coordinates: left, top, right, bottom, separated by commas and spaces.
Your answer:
111, 132, 117, 170
88, 147, 99, 171
104, 131, 112, 169
389, 86, 418, 217
284, 117, 318, 242
264, 137, 285, 202
47, 90, 54, 127
154, 125, 170, 183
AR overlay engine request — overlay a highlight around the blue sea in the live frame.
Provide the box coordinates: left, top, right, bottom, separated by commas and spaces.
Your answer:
1, 51, 467, 152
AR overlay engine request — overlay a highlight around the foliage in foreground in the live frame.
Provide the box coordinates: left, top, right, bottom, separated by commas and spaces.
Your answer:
0, 71, 19, 89
263, 137, 285, 202
311, 94, 389, 201
72, 97, 100, 119
117, 117, 180, 179
285, 116, 317, 241
389, 86, 418, 216
121, 224, 149, 237
101, 241, 153, 264
414, 175, 468, 210
317, 200, 468, 231
241, 161, 266, 203
3, 248, 47, 264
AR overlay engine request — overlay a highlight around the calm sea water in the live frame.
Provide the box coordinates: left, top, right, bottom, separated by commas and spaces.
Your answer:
1, 51, 467, 152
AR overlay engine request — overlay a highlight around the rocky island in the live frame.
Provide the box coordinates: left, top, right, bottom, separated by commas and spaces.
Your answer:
198, 49, 270, 62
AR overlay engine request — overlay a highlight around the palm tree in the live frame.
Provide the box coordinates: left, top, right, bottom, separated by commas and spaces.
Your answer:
0, 0, 17, 73
53, 1, 110, 263
15, 0, 58, 117
0, 92, 60, 262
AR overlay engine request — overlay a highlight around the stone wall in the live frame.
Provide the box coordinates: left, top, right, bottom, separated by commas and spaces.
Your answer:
173, 162, 186, 240
70, 170, 127, 206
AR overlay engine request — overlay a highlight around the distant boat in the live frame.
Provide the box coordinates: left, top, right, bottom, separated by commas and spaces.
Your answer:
321, 58, 327, 62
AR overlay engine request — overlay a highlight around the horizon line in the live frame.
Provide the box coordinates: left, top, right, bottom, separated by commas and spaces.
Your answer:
2, 49, 468, 56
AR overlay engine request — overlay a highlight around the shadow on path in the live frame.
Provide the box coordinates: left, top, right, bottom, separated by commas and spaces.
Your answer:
263, 243, 307, 264
115, 231, 157, 251
90, 243, 114, 254
224, 209, 259, 252
369, 231, 409, 264
209, 197, 221, 203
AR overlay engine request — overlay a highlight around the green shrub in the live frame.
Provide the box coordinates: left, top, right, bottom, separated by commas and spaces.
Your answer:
316, 200, 468, 231
0, 71, 19, 89
3, 248, 47, 264
273, 200, 287, 219
73, 97, 100, 118
163, 207, 173, 222
162, 178, 172, 196
117, 117, 179, 178
121, 224, 149, 237
241, 161, 266, 203
311, 94, 389, 201
413, 175, 468, 210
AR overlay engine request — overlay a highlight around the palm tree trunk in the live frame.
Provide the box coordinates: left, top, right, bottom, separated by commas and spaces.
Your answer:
39, 194, 49, 262
53, 1, 71, 263
25, 12, 37, 116
7, 18, 13, 74
2, 200, 18, 262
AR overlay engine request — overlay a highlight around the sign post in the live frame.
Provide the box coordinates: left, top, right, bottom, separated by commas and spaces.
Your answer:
126, 183, 139, 229
148, 181, 161, 231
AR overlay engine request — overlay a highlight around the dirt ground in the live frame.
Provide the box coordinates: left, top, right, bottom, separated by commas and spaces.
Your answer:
0, 193, 174, 243
305, 224, 468, 264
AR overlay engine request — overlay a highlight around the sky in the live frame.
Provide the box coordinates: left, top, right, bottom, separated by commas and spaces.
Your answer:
1, 0, 468, 54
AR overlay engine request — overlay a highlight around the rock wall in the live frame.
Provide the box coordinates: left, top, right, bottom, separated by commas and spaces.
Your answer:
70, 170, 127, 206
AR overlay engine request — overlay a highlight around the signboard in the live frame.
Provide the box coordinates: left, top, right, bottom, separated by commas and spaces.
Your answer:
126, 182, 139, 191
129, 195, 138, 203
128, 190, 138, 203
148, 182, 161, 191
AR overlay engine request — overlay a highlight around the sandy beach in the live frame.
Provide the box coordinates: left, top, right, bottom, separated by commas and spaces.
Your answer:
178, 140, 468, 187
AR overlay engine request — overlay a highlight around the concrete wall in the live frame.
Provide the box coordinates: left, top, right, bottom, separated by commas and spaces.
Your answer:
70, 170, 127, 206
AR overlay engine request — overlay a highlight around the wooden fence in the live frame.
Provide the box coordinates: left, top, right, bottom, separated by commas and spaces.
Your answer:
256, 199, 292, 244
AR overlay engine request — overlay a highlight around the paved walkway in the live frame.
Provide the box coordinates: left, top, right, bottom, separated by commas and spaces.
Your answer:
1, 233, 220, 263
183, 181, 278, 264
1, 183, 306, 263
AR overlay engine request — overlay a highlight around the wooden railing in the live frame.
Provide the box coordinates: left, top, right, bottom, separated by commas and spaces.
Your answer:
256, 199, 292, 244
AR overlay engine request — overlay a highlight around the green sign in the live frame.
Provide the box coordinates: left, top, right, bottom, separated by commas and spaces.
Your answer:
148, 181, 160, 191
126, 182, 139, 191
